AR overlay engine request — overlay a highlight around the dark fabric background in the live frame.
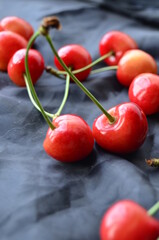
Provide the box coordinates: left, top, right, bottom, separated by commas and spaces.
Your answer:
0, 0, 159, 240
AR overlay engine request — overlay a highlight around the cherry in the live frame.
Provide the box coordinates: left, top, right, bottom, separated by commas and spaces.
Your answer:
129, 73, 159, 115
0, 22, 3, 31
43, 114, 94, 162
100, 200, 159, 240
8, 48, 45, 87
54, 44, 92, 82
99, 31, 138, 66
92, 102, 148, 154
117, 49, 158, 87
0, 31, 27, 71
0, 16, 34, 41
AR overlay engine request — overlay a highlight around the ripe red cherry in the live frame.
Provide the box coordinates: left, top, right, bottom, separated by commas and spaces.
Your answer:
100, 200, 159, 240
117, 49, 157, 87
92, 102, 148, 154
0, 16, 34, 41
7, 48, 45, 87
54, 44, 92, 82
43, 114, 94, 162
99, 31, 138, 66
0, 31, 27, 71
129, 73, 159, 115
0, 23, 3, 31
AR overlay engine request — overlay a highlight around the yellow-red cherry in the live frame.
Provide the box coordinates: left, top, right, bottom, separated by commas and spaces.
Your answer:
0, 31, 28, 71
0, 16, 34, 41
100, 200, 159, 240
99, 31, 138, 66
92, 102, 148, 154
54, 44, 92, 82
43, 114, 94, 162
7, 48, 45, 87
117, 49, 158, 87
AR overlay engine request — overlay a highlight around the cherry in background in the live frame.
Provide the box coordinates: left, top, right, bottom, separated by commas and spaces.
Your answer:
99, 31, 138, 66
0, 31, 27, 71
117, 49, 158, 87
8, 48, 45, 87
54, 44, 92, 82
43, 114, 94, 162
0, 23, 3, 31
129, 73, 159, 115
92, 102, 148, 154
100, 200, 159, 240
0, 16, 34, 41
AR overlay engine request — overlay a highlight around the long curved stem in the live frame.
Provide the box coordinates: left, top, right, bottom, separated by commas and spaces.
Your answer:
54, 71, 70, 118
45, 34, 115, 123
24, 74, 54, 118
24, 65, 70, 120
24, 31, 55, 130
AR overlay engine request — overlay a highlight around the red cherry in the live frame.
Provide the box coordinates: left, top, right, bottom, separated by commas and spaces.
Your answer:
7, 48, 45, 87
43, 114, 94, 162
0, 31, 27, 71
54, 44, 92, 82
0, 16, 34, 41
117, 49, 158, 87
99, 31, 138, 66
129, 73, 159, 115
92, 102, 148, 154
0, 22, 3, 31
100, 200, 159, 240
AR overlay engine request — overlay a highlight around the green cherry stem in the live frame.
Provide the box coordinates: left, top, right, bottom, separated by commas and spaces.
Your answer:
24, 31, 55, 130
91, 65, 118, 75
54, 71, 70, 118
24, 70, 70, 119
44, 33, 115, 123
57, 51, 114, 75
24, 74, 54, 118
147, 201, 159, 216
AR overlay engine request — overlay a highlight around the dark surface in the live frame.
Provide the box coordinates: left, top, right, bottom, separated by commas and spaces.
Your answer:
0, 0, 159, 239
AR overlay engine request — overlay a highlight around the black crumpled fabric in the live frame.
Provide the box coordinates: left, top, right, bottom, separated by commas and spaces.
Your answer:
0, 0, 159, 239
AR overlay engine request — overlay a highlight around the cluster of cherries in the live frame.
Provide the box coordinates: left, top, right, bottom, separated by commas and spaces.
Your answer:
0, 16, 159, 240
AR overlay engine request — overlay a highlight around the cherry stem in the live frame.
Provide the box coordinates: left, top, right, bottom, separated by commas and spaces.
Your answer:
148, 201, 159, 216
46, 65, 118, 79
24, 74, 54, 118
24, 31, 55, 130
57, 51, 114, 75
54, 71, 70, 118
44, 33, 116, 123
91, 65, 118, 74
24, 70, 70, 120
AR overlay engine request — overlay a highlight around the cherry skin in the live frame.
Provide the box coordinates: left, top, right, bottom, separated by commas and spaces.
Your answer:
0, 22, 3, 31
0, 31, 27, 71
43, 114, 94, 162
0, 16, 34, 41
100, 200, 159, 240
7, 48, 45, 87
99, 31, 138, 66
54, 44, 92, 82
92, 102, 148, 154
117, 49, 157, 87
129, 73, 159, 115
